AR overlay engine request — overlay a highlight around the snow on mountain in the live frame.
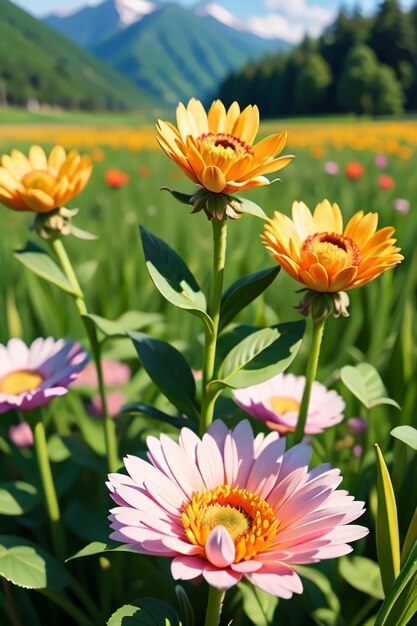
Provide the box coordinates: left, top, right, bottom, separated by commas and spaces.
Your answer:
115, 0, 156, 25
194, 3, 245, 31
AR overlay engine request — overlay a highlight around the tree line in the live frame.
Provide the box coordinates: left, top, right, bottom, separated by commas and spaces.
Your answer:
217, 0, 417, 117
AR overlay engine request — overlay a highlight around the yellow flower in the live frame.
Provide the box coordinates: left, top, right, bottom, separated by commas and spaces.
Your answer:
156, 98, 293, 194
263, 200, 403, 293
0, 145, 92, 214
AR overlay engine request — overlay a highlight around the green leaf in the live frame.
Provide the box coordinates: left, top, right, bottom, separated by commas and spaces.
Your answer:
295, 565, 340, 615
239, 580, 278, 626
214, 321, 305, 389
339, 556, 384, 599
129, 332, 199, 420
175, 586, 194, 626
67, 541, 139, 562
375, 540, 417, 626
390, 426, 417, 450
219, 267, 280, 331
340, 363, 400, 410
401, 506, 417, 566
107, 598, 182, 625
14, 241, 81, 297
122, 403, 196, 431
140, 227, 212, 332
235, 197, 267, 220
374, 444, 401, 595
0, 482, 40, 516
0, 535, 70, 590
82, 311, 162, 340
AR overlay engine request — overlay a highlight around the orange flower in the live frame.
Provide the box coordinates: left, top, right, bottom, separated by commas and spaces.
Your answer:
345, 161, 364, 181
0, 145, 92, 214
378, 174, 394, 190
105, 169, 130, 189
262, 200, 403, 293
156, 98, 293, 194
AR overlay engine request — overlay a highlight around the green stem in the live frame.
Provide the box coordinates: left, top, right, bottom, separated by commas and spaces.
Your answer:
41, 590, 96, 626
204, 586, 225, 626
200, 219, 227, 436
293, 316, 326, 445
32, 414, 66, 560
50, 237, 119, 472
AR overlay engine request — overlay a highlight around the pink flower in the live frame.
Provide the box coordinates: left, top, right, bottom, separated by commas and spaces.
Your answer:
8, 422, 34, 447
324, 161, 339, 175
347, 417, 368, 435
352, 445, 362, 458
87, 391, 126, 418
393, 198, 410, 215
375, 154, 388, 169
107, 420, 368, 595
74, 359, 131, 389
232, 373, 345, 435
0, 338, 89, 413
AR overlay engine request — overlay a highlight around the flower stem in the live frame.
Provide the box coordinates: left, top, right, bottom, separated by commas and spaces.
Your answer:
49, 237, 119, 472
32, 413, 66, 560
200, 219, 227, 435
293, 316, 326, 445
204, 586, 225, 626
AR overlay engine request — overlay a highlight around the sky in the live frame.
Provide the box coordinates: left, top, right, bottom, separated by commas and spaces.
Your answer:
12, 0, 416, 43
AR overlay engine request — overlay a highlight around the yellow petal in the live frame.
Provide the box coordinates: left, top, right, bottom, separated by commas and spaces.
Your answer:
200, 166, 226, 193
19, 188, 55, 213
224, 102, 241, 134
312, 199, 337, 233
187, 98, 208, 135
232, 105, 259, 145
48, 145, 67, 175
29, 145, 48, 170
292, 201, 315, 240
253, 131, 287, 161
329, 266, 358, 292
208, 100, 227, 133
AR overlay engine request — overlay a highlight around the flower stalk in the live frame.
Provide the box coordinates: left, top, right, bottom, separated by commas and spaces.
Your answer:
293, 315, 326, 445
200, 218, 227, 435
204, 586, 225, 626
49, 237, 119, 472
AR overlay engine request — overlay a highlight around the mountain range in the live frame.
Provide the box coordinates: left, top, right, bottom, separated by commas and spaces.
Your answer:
44, 0, 289, 104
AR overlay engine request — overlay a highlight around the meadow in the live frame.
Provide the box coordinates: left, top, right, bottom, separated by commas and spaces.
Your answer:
0, 110, 416, 626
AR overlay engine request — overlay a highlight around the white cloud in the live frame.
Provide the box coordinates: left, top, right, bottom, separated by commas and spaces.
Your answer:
247, 14, 305, 43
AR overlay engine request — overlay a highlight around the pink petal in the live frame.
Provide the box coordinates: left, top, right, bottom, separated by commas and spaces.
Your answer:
197, 433, 225, 490
202, 566, 242, 590
205, 526, 235, 568
171, 555, 207, 581
246, 562, 303, 598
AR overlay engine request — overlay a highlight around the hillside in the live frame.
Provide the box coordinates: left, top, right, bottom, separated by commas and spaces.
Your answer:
90, 3, 288, 103
0, 0, 158, 110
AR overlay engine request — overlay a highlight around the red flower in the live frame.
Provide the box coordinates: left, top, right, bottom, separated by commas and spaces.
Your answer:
105, 169, 130, 189
378, 174, 394, 190
345, 162, 364, 181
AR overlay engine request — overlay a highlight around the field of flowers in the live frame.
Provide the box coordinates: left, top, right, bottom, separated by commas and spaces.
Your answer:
0, 106, 416, 626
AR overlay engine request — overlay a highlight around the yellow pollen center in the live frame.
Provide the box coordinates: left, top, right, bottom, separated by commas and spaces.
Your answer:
0, 370, 44, 395
22, 170, 56, 193
270, 396, 300, 415
198, 132, 254, 158
302, 232, 361, 273
181, 484, 279, 563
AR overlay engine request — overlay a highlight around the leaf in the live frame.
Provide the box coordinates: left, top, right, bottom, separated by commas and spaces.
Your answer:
175, 586, 195, 626
219, 267, 280, 331
235, 197, 267, 220
214, 321, 305, 389
374, 444, 401, 595
0, 535, 70, 590
14, 241, 81, 297
107, 598, 182, 625
390, 426, 417, 450
82, 311, 162, 340
401, 505, 417, 566
67, 541, 139, 562
140, 226, 212, 332
340, 363, 400, 410
129, 332, 199, 420
375, 540, 417, 626
239, 580, 278, 626
122, 403, 196, 431
0, 482, 40, 516
295, 565, 340, 615
339, 556, 385, 599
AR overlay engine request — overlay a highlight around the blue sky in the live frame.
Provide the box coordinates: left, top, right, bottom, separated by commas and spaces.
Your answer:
12, 0, 416, 43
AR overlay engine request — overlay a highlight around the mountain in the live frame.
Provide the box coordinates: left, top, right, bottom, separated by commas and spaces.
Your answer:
1, 0, 158, 110
90, 3, 289, 103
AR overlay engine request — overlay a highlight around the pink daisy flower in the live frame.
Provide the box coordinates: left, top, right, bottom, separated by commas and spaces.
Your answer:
73, 359, 131, 389
232, 373, 345, 435
0, 337, 89, 413
8, 422, 34, 447
107, 420, 368, 596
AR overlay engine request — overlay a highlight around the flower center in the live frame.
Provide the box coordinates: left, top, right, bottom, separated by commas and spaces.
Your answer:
181, 484, 279, 562
198, 132, 254, 158
22, 171, 56, 193
270, 396, 300, 415
0, 370, 44, 395
302, 232, 361, 271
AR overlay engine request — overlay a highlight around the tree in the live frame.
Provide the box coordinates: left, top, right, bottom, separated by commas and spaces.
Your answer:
337, 44, 379, 114
295, 53, 332, 113
372, 64, 405, 114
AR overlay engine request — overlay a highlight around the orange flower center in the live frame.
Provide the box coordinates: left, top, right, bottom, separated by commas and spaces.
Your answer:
22, 170, 56, 193
181, 484, 279, 562
198, 132, 254, 157
0, 370, 44, 395
302, 232, 361, 272
270, 396, 300, 414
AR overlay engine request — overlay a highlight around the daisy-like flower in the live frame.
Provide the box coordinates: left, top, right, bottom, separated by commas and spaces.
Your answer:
156, 98, 293, 195
232, 373, 345, 435
0, 145, 92, 213
0, 338, 89, 413
262, 199, 403, 293
107, 420, 368, 596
